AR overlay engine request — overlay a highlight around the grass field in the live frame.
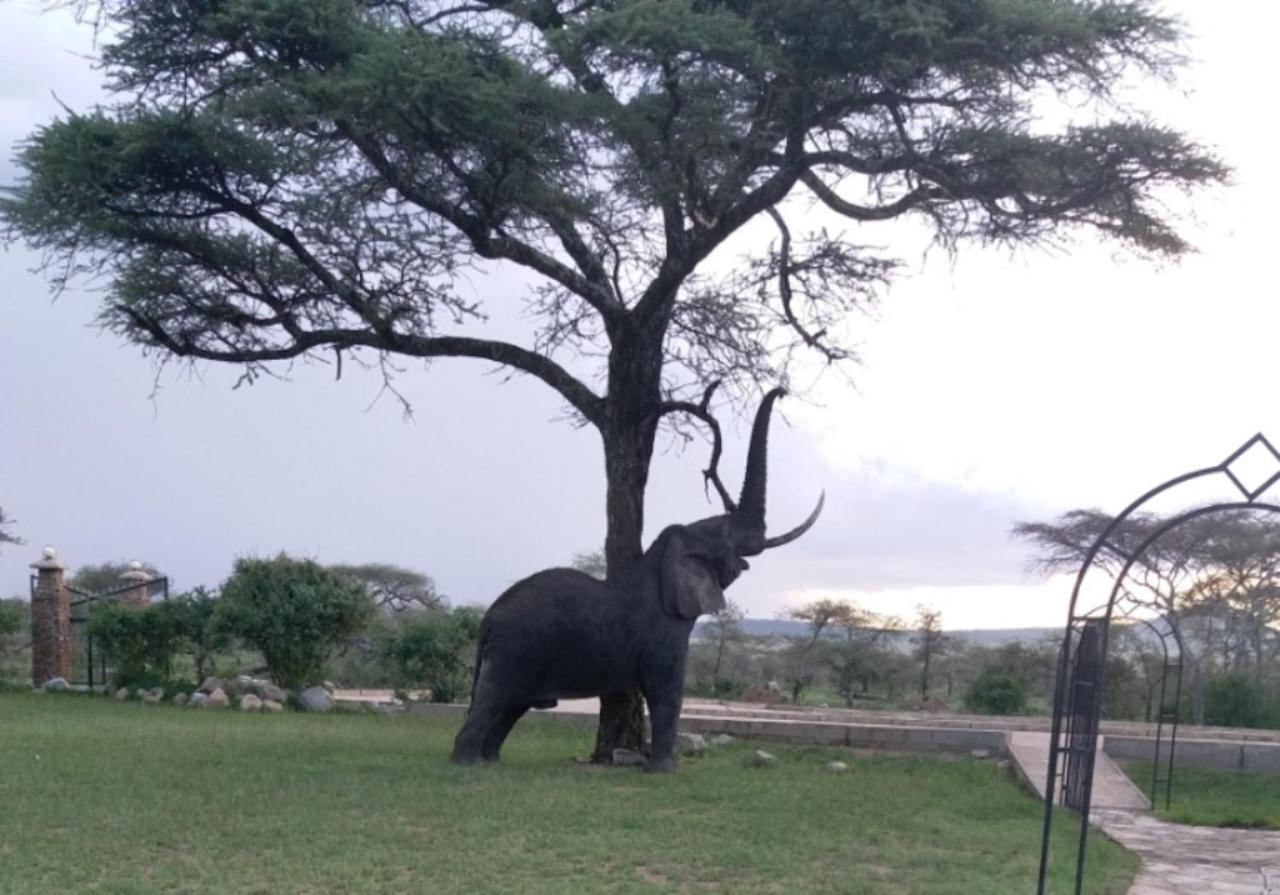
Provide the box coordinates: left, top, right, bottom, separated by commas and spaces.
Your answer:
1123, 760, 1280, 830
0, 693, 1137, 894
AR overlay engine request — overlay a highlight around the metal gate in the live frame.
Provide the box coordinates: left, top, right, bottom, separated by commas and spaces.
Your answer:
1035, 433, 1280, 894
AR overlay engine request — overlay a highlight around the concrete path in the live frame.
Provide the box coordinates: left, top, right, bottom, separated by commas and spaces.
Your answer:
1008, 732, 1280, 894
1093, 809, 1280, 895
1008, 732, 1150, 810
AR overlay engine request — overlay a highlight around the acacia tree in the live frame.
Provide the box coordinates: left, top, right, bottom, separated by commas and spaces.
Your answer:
329, 563, 446, 613
912, 604, 947, 700
4, 0, 1224, 755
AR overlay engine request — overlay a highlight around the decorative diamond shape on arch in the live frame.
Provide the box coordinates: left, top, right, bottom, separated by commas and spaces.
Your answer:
1222, 433, 1280, 501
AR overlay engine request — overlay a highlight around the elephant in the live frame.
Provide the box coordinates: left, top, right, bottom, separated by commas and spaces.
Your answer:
451, 388, 823, 771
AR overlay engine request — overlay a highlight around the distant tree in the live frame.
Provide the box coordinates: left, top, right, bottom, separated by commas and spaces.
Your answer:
214, 555, 375, 689
4, 0, 1227, 759
822, 604, 901, 707
0, 600, 24, 639
1015, 509, 1280, 723
68, 561, 164, 597
784, 598, 860, 704
0, 508, 20, 553
912, 605, 948, 700
329, 563, 446, 614
569, 549, 608, 582
704, 600, 746, 694
166, 587, 228, 682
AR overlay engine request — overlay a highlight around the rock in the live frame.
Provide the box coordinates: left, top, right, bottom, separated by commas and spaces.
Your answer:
142, 687, 164, 704
71, 684, 91, 694
299, 686, 333, 713
203, 687, 228, 709
996, 759, 1012, 771
743, 750, 776, 769
825, 761, 849, 772
676, 732, 707, 755
197, 676, 224, 695
113, 686, 131, 701
42, 677, 69, 692
258, 682, 287, 703
369, 703, 403, 716
189, 692, 208, 708
239, 693, 263, 711
173, 692, 188, 706
711, 734, 735, 746
261, 699, 284, 713
611, 748, 647, 767
766, 680, 782, 694
322, 680, 337, 693
970, 748, 992, 760
230, 675, 257, 695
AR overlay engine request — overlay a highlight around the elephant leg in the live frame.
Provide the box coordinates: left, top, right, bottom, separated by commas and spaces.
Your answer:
643, 688, 683, 773
452, 696, 509, 765
481, 705, 529, 762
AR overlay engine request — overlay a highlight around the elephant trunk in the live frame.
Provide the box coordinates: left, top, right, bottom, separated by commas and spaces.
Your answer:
732, 387, 824, 557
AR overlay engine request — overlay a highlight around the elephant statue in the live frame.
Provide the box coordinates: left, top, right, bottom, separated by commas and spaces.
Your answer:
451, 388, 822, 771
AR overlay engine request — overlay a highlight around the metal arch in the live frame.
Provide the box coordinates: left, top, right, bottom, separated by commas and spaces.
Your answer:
1035, 433, 1280, 895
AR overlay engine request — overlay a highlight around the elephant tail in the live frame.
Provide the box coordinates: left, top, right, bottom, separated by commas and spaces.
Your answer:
467, 619, 490, 705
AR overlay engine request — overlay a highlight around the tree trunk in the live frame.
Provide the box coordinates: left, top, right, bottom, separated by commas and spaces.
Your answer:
589, 362, 661, 762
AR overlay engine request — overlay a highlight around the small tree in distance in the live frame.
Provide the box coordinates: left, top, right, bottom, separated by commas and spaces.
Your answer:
214, 555, 375, 690
329, 563, 446, 614
912, 605, 948, 701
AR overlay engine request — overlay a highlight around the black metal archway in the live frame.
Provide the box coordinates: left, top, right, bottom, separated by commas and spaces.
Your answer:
1035, 433, 1280, 895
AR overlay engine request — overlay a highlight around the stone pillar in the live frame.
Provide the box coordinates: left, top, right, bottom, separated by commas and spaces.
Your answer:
30, 547, 70, 686
119, 561, 151, 607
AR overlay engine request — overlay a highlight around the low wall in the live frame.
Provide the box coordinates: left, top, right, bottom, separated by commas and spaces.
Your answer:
1104, 735, 1280, 773
403, 702, 1009, 756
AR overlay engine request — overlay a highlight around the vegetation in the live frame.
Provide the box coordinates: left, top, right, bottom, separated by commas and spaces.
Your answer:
86, 599, 186, 688
376, 607, 483, 703
1203, 674, 1280, 729
0, 507, 20, 552
965, 664, 1031, 716
67, 560, 164, 596
330, 563, 445, 614
0, 693, 1137, 894
1123, 761, 1280, 830
215, 555, 375, 689
1016, 509, 1280, 725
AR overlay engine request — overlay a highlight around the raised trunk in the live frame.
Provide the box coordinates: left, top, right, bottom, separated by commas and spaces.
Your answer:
590, 332, 663, 762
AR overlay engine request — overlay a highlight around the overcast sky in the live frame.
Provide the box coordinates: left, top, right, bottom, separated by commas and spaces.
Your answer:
3, 1, 1279, 630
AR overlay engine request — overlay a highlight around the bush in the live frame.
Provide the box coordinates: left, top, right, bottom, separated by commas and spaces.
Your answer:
963, 664, 1031, 715
0, 600, 24, 638
88, 600, 185, 688
1204, 674, 1280, 729
214, 555, 374, 689
376, 607, 482, 703
165, 588, 227, 681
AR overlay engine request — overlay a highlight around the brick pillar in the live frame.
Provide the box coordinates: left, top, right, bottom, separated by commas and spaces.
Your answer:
119, 562, 151, 607
31, 547, 70, 686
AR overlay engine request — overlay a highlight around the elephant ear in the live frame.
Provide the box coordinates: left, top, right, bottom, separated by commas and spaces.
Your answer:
660, 530, 727, 620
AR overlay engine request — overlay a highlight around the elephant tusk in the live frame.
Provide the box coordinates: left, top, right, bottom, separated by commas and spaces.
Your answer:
760, 492, 825, 550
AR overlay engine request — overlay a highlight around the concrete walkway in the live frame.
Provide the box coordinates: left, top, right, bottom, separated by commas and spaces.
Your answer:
1094, 809, 1280, 895
1008, 732, 1150, 810
1007, 732, 1280, 894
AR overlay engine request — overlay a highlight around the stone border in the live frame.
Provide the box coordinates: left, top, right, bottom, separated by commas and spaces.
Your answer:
1105, 734, 1280, 773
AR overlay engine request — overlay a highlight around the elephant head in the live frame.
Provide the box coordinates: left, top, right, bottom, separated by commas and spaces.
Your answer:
658, 388, 824, 620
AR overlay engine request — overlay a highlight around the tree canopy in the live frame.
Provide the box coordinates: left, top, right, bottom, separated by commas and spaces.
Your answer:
329, 562, 446, 613
0, 508, 20, 553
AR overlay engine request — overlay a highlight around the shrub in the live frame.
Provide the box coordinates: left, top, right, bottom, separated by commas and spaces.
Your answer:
0, 599, 24, 639
165, 588, 228, 681
377, 607, 482, 703
214, 555, 374, 689
963, 664, 1031, 715
88, 600, 185, 688
1204, 674, 1280, 729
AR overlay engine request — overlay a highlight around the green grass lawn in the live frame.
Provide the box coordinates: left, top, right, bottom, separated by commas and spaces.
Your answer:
0, 693, 1137, 894
1123, 760, 1280, 830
